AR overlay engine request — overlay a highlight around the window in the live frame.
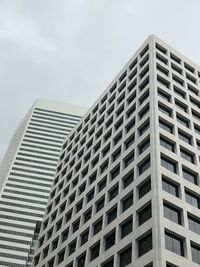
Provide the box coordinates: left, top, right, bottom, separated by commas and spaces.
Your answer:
158, 88, 171, 101
174, 85, 185, 99
61, 228, 69, 243
139, 157, 151, 175
102, 258, 114, 267
77, 254, 86, 267
107, 206, 117, 224
163, 202, 181, 225
109, 184, 119, 201
69, 239, 76, 255
156, 43, 167, 54
175, 99, 187, 113
87, 189, 94, 203
52, 238, 59, 251
96, 197, 105, 212
125, 133, 135, 149
160, 136, 175, 152
58, 249, 65, 264
65, 209, 72, 223
185, 190, 200, 208
158, 103, 172, 117
139, 104, 149, 120
188, 214, 200, 235
93, 218, 102, 235
157, 63, 169, 77
119, 246, 132, 267
138, 232, 152, 257
84, 208, 92, 223
178, 130, 192, 144
162, 178, 179, 197
121, 217, 133, 239
105, 230, 115, 250
191, 243, 200, 264
110, 165, 120, 180
124, 151, 135, 167
123, 171, 134, 188
182, 167, 197, 184
157, 75, 170, 89
161, 156, 177, 173
43, 246, 49, 259
138, 137, 150, 154
122, 193, 133, 212
138, 178, 151, 198
165, 231, 184, 256
176, 114, 189, 128
90, 242, 100, 261
138, 203, 152, 225
98, 178, 107, 192
159, 118, 173, 134
72, 219, 80, 233
139, 120, 150, 136
81, 229, 89, 245
180, 148, 194, 163
112, 147, 121, 162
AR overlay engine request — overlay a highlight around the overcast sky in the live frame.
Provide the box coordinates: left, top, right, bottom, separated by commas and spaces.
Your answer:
0, 0, 200, 162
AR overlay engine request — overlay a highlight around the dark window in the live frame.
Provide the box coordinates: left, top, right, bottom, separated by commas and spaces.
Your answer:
185, 190, 200, 208
107, 206, 117, 224
43, 246, 49, 259
61, 228, 69, 243
139, 157, 151, 175
96, 197, 105, 212
163, 203, 181, 225
121, 217, 133, 239
138, 203, 152, 225
182, 167, 197, 184
191, 243, 200, 264
165, 232, 184, 256
139, 120, 150, 136
112, 147, 121, 161
139, 104, 149, 120
122, 194, 133, 212
76, 200, 83, 213
188, 215, 200, 235
77, 254, 86, 267
105, 231, 116, 250
138, 137, 150, 154
175, 99, 187, 113
102, 258, 114, 267
87, 189, 94, 203
72, 220, 80, 233
161, 156, 177, 173
124, 151, 135, 167
162, 178, 179, 197
93, 218, 102, 235
109, 185, 119, 201
180, 149, 194, 163
125, 133, 135, 149
98, 178, 107, 192
58, 249, 65, 264
84, 208, 92, 223
159, 119, 173, 134
90, 242, 100, 261
123, 171, 134, 188
66, 209, 72, 223
138, 232, 152, 257
81, 230, 89, 246
69, 240, 76, 255
160, 137, 175, 152
158, 103, 172, 117
79, 182, 86, 195
110, 165, 120, 180
52, 238, 59, 251
139, 178, 151, 198
119, 246, 132, 267
178, 130, 192, 144
177, 114, 189, 128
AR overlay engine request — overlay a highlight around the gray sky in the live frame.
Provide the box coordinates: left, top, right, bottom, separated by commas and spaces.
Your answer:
1, 0, 200, 162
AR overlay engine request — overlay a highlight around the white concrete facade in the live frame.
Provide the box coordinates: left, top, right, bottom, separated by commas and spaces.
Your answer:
32, 36, 200, 267
0, 99, 86, 267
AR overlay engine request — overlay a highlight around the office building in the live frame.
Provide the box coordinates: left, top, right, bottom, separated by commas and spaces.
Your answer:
0, 99, 86, 267
33, 35, 200, 267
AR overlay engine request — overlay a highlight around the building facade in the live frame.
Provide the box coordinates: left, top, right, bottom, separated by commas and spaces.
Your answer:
33, 36, 200, 267
0, 99, 86, 267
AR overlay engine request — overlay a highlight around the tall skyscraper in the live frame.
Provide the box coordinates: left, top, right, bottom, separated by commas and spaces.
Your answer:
0, 99, 86, 267
32, 35, 200, 267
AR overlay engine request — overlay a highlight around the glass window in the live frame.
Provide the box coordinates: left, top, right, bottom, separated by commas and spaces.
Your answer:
122, 194, 133, 212
138, 178, 151, 198
159, 118, 173, 134
105, 231, 116, 250
109, 184, 119, 201
161, 156, 177, 173
96, 197, 105, 212
188, 215, 200, 235
162, 178, 179, 197
77, 254, 86, 267
119, 246, 132, 267
180, 149, 194, 163
138, 137, 150, 154
121, 217, 133, 239
124, 151, 135, 167
138, 232, 152, 257
160, 137, 175, 152
178, 130, 192, 144
138, 203, 152, 225
185, 190, 200, 208
93, 218, 102, 235
123, 171, 134, 188
191, 243, 200, 264
182, 167, 197, 185
69, 239, 76, 255
163, 203, 181, 225
165, 232, 184, 256
102, 259, 114, 267
107, 206, 117, 224
139, 157, 151, 175
81, 230, 89, 246
90, 242, 100, 261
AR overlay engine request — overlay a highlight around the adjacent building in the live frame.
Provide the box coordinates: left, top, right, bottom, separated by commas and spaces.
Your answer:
32, 35, 200, 267
0, 99, 86, 267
